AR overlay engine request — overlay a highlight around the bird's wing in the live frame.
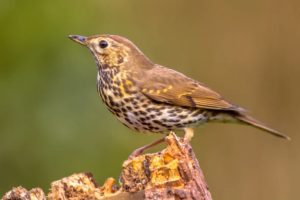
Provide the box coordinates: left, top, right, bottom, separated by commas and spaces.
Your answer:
138, 65, 237, 110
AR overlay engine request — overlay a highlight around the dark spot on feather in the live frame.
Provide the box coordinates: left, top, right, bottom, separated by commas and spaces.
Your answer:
176, 124, 185, 128
112, 85, 119, 91
153, 120, 164, 126
139, 117, 146, 122
124, 117, 133, 124
149, 114, 156, 118
178, 115, 186, 119
114, 80, 121, 85
143, 127, 150, 131
175, 108, 183, 113
148, 125, 156, 130
124, 98, 130, 103
153, 108, 161, 112
122, 123, 130, 128
167, 109, 176, 114
142, 122, 151, 126
108, 95, 114, 102
144, 116, 151, 120
167, 119, 180, 123
146, 108, 155, 112
141, 104, 148, 108
139, 110, 147, 115
113, 91, 119, 97
126, 106, 132, 111
185, 95, 196, 107
156, 112, 163, 116
117, 56, 123, 64
102, 64, 109, 69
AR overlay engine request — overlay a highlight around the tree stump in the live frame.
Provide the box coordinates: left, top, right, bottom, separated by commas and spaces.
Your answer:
1, 132, 212, 200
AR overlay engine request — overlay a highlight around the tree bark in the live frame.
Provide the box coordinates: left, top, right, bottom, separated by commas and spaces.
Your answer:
1, 132, 212, 200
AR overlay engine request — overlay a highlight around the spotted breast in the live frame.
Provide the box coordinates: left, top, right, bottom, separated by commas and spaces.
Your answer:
97, 65, 208, 133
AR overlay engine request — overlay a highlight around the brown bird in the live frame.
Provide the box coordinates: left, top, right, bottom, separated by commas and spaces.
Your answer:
69, 34, 289, 155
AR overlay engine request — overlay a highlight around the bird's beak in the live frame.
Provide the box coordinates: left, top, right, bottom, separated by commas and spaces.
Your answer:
68, 35, 87, 46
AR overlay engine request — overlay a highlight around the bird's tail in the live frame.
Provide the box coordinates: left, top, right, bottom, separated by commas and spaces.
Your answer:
235, 114, 290, 140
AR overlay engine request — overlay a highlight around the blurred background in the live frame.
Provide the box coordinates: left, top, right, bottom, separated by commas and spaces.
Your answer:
0, 0, 299, 199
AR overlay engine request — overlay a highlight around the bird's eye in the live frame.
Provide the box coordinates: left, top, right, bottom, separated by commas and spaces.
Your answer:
99, 40, 108, 48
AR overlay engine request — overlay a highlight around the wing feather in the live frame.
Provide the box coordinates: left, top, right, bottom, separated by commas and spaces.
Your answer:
138, 65, 239, 110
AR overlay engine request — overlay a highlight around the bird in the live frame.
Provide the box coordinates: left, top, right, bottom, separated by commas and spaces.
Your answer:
68, 34, 289, 156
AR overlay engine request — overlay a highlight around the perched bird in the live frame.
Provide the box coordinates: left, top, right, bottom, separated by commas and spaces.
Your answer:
69, 34, 289, 155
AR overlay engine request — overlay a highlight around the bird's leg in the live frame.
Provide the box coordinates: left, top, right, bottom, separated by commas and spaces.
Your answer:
128, 137, 166, 160
183, 127, 194, 142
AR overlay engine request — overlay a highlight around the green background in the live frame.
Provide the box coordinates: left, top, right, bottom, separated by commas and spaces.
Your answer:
0, 0, 299, 199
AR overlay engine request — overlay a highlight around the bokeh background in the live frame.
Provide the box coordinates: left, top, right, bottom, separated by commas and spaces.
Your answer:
0, 0, 299, 199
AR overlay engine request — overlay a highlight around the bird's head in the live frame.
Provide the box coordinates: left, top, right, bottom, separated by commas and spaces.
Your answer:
69, 34, 153, 69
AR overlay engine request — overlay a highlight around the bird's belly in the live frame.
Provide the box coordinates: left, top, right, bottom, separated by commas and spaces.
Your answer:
100, 92, 208, 133
119, 110, 207, 133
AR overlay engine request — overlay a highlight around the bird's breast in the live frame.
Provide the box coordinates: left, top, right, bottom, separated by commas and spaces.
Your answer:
96, 70, 139, 112
96, 70, 209, 133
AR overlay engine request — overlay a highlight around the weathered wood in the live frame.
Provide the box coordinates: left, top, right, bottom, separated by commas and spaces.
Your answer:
1, 133, 212, 200
1, 187, 46, 200
121, 132, 212, 200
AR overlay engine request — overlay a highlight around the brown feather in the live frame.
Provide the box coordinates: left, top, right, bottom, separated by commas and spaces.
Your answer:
235, 114, 290, 140
138, 65, 238, 110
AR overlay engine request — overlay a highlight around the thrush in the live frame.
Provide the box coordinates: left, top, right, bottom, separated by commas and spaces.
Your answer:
69, 34, 289, 155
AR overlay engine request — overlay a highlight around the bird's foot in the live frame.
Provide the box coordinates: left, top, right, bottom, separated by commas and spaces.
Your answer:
128, 137, 166, 160
183, 128, 194, 143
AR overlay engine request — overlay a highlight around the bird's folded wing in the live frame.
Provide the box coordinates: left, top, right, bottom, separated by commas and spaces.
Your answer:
138, 65, 237, 110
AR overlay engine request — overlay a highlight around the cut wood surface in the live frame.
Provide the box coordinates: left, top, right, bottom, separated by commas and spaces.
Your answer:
1, 133, 212, 200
